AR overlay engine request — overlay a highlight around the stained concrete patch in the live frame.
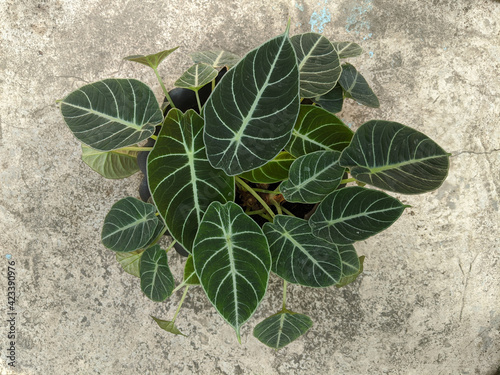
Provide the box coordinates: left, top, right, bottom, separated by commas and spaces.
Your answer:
0, 0, 499, 374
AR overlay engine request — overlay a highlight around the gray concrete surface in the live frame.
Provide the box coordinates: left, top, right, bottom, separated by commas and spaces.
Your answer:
1, 0, 499, 374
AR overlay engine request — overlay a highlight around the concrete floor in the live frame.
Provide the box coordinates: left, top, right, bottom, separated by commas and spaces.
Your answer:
1, 0, 499, 374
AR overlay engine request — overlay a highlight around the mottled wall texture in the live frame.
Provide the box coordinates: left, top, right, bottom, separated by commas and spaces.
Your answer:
1, 0, 499, 374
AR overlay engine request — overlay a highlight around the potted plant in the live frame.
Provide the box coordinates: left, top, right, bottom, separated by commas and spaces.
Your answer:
58, 22, 450, 349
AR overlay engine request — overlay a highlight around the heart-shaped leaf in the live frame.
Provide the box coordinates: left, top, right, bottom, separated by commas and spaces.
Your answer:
239, 151, 295, 184
280, 151, 345, 203
81, 145, 139, 179
336, 255, 364, 288
253, 309, 313, 349
339, 120, 450, 194
174, 63, 218, 91
148, 109, 234, 252
193, 201, 271, 340
151, 316, 187, 336
338, 63, 379, 108
203, 30, 300, 175
60, 79, 163, 151
332, 42, 363, 58
291, 32, 342, 98
263, 215, 342, 287
183, 255, 200, 285
191, 50, 240, 68
312, 84, 344, 113
309, 186, 408, 245
286, 105, 353, 157
140, 245, 175, 302
123, 47, 179, 69
116, 249, 144, 278
101, 197, 160, 253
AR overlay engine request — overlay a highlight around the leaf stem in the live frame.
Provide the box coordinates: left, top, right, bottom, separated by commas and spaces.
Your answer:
165, 240, 177, 253
271, 199, 282, 215
172, 285, 189, 323
153, 67, 176, 109
340, 177, 356, 184
245, 208, 266, 216
282, 280, 288, 310
115, 146, 153, 152
211, 78, 215, 91
150, 224, 169, 246
150, 135, 158, 141
280, 206, 296, 217
257, 212, 274, 222
252, 188, 278, 194
195, 90, 202, 113
235, 177, 275, 219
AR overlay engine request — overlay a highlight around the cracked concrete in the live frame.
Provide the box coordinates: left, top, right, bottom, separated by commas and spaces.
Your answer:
0, 0, 499, 374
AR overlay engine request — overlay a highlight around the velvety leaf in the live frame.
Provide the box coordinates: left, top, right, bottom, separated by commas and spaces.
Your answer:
81, 145, 139, 179
336, 255, 364, 288
286, 105, 353, 157
116, 249, 144, 278
190, 50, 240, 68
174, 63, 218, 91
309, 186, 408, 245
263, 215, 342, 287
148, 109, 234, 252
291, 32, 342, 98
339, 120, 450, 194
151, 316, 187, 336
60, 79, 163, 151
140, 245, 175, 302
280, 150, 345, 203
312, 84, 344, 113
204, 30, 300, 175
101, 197, 160, 252
239, 151, 295, 184
331, 42, 363, 58
123, 47, 179, 69
193, 201, 271, 339
338, 63, 379, 108
183, 255, 200, 285
253, 310, 313, 349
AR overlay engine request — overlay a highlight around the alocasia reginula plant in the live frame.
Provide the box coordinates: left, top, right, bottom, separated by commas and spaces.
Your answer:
59, 23, 450, 349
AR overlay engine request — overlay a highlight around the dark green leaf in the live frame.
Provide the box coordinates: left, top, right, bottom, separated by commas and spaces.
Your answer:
140, 245, 175, 302
190, 50, 240, 68
148, 109, 234, 252
81, 144, 139, 179
60, 79, 163, 151
204, 31, 300, 175
151, 316, 187, 336
331, 42, 363, 58
309, 187, 408, 245
312, 84, 344, 113
116, 249, 144, 278
123, 47, 179, 69
183, 255, 200, 285
280, 151, 345, 203
291, 33, 342, 98
339, 120, 450, 194
101, 197, 160, 252
338, 63, 379, 108
286, 105, 353, 157
263, 215, 342, 287
174, 63, 218, 91
193, 201, 271, 340
239, 151, 295, 184
336, 255, 364, 288
253, 310, 313, 349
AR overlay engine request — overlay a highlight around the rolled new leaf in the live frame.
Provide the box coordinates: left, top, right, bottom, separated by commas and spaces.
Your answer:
123, 47, 179, 69
140, 245, 175, 302
193, 201, 271, 340
60, 79, 163, 151
151, 316, 186, 336
338, 63, 379, 108
148, 109, 234, 253
339, 120, 450, 194
279, 150, 345, 204
291, 32, 342, 98
263, 215, 342, 287
253, 310, 313, 349
204, 28, 300, 175
286, 105, 353, 157
309, 186, 408, 245
101, 197, 161, 253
